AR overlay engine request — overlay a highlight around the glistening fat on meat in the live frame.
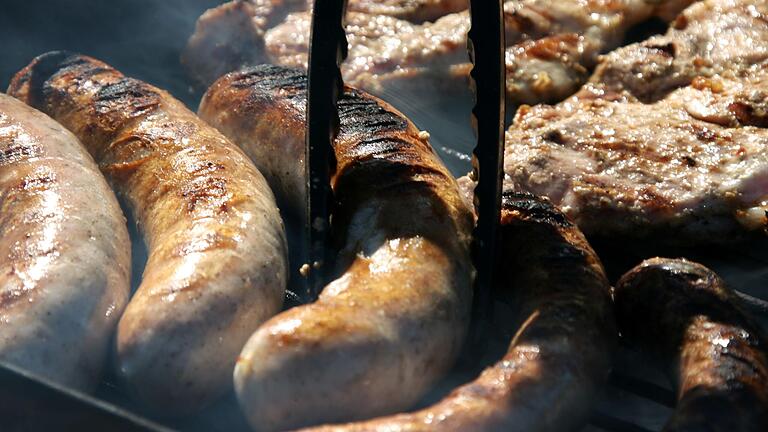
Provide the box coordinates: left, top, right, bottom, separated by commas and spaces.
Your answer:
8, 52, 288, 414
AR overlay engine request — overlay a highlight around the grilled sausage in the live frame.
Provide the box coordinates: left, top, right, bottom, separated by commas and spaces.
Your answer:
300, 190, 617, 432
199, 65, 474, 431
8, 52, 288, 413
0, 93, 130, 391
615, 258, 768, 431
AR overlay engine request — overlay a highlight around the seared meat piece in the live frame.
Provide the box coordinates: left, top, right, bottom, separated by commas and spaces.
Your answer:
0, 93, 130, 391
184, 0, 692, 104
9, 52, 288, 413
350, 0, 467, 22
615, 258, 768, 431
182, 0, 308, 89
503, 0, 695, 104
182, 0, 468, 88
593, 0, 768, 102
504, 0, 768, 243
300, 191, 616, 432
264, 10, 471, 96
199, 65, 474, 431
265, 0, 694, 104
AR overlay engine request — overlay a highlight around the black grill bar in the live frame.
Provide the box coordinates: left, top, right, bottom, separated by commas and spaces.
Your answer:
590, 411, 656, 432
0, 362, 169, 432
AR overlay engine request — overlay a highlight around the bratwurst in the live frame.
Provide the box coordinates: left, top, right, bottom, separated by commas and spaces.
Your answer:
615, 258, 768, 431
199, 65, 474, 431
8, 52, 288, 413
300, 191, 617, 432
0, 93, 130, 391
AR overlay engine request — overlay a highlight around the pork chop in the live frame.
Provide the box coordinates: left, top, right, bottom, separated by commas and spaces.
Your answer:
503, 0, 768, 242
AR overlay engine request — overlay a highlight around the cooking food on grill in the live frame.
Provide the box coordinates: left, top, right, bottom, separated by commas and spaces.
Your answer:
183, 0, 693, 104
592, 0, 768, 102
0, 93, 130, 391
8, 52, 288, 413
501, 0, 694, 104
615, 258, 768, 431
504, 0, 768, 242
199, 65, 474, 431
182, 0, 468, 90
300, 191, 616, 432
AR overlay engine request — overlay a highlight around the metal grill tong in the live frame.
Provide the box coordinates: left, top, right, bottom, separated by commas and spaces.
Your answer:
304, 1, 507, 332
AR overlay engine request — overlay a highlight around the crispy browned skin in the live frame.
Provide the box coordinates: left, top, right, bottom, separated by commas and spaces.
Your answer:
8, 52, 288, 414
199, 65, 474, 431
300, 191, 616, 432
0, 93, 130, 391
615, 258, 768, 431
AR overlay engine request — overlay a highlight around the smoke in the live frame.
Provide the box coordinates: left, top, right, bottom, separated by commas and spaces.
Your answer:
0, 0, 220, 107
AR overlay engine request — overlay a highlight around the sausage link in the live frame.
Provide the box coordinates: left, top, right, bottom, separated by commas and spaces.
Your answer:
199, 65, 474, 431
615, 258, 768, 431
8, 52, 288, 413
299, 190, 617, 431
0, 93, 130, 391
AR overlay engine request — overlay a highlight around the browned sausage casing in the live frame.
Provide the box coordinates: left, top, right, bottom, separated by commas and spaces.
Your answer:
199, 65, 474, 431
0, 93, 130, 391
615, 258, 768, 431
299, 190, 617, 431
8, 52, 288, 413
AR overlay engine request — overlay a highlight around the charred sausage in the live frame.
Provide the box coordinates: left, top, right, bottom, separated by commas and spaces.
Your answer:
8, 52, 288, 413
0, 93, 130, 391
615, 258, 768, 431
299, 191, 617, 431
199, 65, 474, 431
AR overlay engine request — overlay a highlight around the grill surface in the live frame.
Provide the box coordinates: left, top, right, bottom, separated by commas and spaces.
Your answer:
1, 1, 766, 431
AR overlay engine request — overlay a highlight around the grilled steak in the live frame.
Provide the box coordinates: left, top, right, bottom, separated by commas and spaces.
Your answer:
183, 0, 692, 104
504, 0, 768, 242
199, 65, 474, 431
9, 52, 288, 413
299, 191, 616, 432
615, 258, 768, 431
0, 93, 130, 391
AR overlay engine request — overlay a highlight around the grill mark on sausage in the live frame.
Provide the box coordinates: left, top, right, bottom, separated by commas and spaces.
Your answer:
1, 141, 41, 165
180, 176, 231, 214
338, 92, 408, 136
94, 78, 162, 119
19, 173, 55, 192
22, 51, 110, 109
502, 190, 573, 227
231, 64, 307, 95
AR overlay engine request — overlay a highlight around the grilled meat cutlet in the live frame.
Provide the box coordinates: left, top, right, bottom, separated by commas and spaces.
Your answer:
182, 0, 468, 89
504, 0, 768, 243
183, 0, 692, 104
502, 0, 696, 104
